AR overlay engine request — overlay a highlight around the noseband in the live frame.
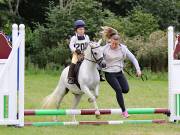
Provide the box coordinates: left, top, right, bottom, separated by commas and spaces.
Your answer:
84, 45, 103, 64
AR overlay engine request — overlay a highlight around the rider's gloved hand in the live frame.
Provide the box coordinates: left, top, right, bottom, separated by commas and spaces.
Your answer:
75, 49, 81, 55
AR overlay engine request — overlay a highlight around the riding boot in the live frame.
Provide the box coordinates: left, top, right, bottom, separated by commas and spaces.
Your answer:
98, 70, 105, 81
68, 63, 76, 84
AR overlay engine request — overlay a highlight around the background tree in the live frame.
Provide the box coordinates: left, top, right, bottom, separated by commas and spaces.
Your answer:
27, 0, 105, 68
0, 0, 179, 71
101, 0, 180, 30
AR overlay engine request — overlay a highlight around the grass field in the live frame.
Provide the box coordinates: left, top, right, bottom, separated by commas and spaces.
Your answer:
1, 71, 180, 135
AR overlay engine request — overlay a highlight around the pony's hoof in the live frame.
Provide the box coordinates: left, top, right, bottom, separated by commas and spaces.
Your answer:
72, 119, 77, 122
53, 117, 59, 122
53, 119, 59, 122
95, 110, 101, 119
88, 98, 93, 103
96, 114, 101, 119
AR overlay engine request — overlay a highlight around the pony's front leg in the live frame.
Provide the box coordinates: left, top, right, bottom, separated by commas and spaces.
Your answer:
81, 86, 101, 119
94, 85, 99, 99
88, 85, 99, 103
71, 94, 82, 122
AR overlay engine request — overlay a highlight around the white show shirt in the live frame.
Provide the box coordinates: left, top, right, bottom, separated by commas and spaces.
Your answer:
69, 33, 90, 52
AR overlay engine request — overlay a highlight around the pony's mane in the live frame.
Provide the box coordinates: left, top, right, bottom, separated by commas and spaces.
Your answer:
89, 41, 98, 48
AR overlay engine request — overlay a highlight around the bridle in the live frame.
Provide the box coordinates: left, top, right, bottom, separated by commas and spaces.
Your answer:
84, 45, 103, 65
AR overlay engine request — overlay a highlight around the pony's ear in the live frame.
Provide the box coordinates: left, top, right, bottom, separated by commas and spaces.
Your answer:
100, 26, 105, 35
101, 26, 105, 30
97, 39, 102, 45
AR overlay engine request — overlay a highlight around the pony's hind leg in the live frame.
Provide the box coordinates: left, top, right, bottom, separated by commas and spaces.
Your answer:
71, 94, 82, 122
53, 87, 68, 122
56, 88, 69, 109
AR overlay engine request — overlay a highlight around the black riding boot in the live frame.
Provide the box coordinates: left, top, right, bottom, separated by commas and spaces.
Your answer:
68, 63, 76, 84
98, 70, 105, 81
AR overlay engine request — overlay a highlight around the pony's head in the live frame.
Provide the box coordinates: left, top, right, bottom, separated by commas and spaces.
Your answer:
100, 26, 118, 42
85, 40, 106, 68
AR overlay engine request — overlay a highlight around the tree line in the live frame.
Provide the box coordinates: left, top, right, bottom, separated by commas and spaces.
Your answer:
0, 0, 179, 72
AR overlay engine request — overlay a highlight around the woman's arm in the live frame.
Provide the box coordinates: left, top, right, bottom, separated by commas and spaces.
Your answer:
126, 48, 141, 73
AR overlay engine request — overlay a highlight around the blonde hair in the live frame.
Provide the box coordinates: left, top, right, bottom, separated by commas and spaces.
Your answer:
100, 26, 118, 41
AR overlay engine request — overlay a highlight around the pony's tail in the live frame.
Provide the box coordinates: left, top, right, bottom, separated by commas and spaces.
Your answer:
42, 85, 62, 109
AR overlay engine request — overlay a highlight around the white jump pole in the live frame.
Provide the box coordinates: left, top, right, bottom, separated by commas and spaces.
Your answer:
168, 26, 180, 122
18, 24, 25, 127
0, 24, 25, 126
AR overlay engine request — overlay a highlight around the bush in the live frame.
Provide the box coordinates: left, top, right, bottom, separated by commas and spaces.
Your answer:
124, 9, 159, 37
125, 30, 167, 72
103, 9, 159, 38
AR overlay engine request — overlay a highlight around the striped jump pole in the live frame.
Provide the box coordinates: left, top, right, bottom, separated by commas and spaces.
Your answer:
25, 119, 167, 126
24, 108, 170, 116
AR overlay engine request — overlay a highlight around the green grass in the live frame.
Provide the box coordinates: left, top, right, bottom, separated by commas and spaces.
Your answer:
1, 72, 180, 135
